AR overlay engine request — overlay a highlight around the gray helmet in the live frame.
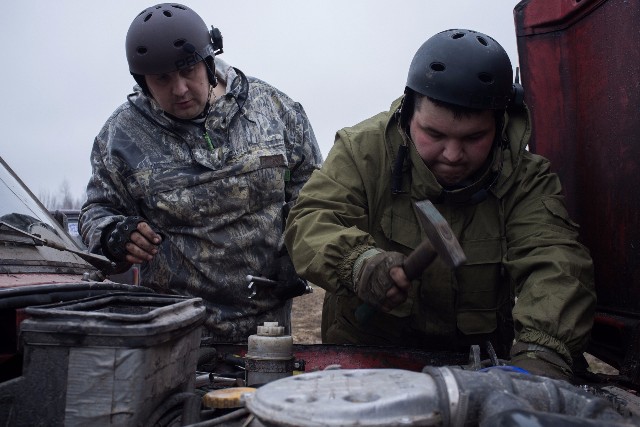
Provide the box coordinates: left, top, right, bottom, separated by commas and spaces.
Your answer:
126, 3, 220, 75
406, 29, 515, 109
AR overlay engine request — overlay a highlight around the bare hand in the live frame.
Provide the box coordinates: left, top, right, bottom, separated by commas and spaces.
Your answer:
124, 222, 162, 264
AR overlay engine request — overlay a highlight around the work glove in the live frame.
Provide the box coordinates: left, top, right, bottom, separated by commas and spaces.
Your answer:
509, 342, 573, 382
101, 216, 145, 262
269, 252, 309, 300
353, 250, 406, 310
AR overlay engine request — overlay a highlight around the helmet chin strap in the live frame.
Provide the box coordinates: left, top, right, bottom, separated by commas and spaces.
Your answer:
434, 147, 503, 205
194, 84, 216, 121
391, 96, 411, 195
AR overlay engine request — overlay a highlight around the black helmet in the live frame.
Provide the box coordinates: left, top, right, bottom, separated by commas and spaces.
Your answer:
406, 29, 515, 109
126, 3, 221, 76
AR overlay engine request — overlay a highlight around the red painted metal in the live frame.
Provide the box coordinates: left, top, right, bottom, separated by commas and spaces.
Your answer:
211, 343, 468, 373
291, 344, 468, 372
514, 0, 640, 377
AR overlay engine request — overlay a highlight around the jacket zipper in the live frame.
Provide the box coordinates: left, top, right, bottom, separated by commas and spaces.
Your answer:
203, 131, 214, 151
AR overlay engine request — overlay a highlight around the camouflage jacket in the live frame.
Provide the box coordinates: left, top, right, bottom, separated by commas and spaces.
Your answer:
80, 59, 322, 342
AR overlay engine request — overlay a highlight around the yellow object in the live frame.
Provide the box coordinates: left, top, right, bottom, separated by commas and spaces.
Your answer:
202, 387, 257, 409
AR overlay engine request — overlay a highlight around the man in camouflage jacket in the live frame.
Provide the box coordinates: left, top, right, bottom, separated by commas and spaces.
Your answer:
80, 4, 322, 342
285, 29, 596, 380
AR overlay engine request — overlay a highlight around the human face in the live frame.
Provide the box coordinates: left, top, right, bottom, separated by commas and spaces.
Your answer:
409, 97, 496, 187
145, 62, 210, 119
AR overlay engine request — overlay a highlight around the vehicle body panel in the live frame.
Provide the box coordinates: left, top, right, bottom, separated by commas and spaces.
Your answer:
0, 155, 150, 385
50, 208, 141, 286
515, 0, 640, 384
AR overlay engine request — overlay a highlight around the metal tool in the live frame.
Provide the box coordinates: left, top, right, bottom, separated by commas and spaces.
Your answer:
247, 275, 313, 299
402, 199, 467, 278
356, 199, 466, 323
247, 275, 279, 299
0, 221, 116, 272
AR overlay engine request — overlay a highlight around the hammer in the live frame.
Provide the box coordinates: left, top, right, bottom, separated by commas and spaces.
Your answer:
355, 199, 466, 323
403, 199, 466, 279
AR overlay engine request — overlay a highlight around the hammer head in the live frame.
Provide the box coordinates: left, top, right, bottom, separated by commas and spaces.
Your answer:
413, 200, 466, 268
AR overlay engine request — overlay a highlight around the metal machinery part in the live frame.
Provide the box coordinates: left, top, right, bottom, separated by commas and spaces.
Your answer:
245, 322, 294, 387
15, 293, 206, 426
242, 367, 638, 427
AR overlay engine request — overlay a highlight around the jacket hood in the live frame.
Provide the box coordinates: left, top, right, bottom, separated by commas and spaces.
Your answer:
493, 103, 532, 198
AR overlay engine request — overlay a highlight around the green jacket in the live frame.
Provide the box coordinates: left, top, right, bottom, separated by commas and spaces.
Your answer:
284, 97, 595, 365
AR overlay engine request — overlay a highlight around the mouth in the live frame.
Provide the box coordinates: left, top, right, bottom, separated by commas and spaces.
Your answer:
435, 165, 467, 185
175, 99, 194, 109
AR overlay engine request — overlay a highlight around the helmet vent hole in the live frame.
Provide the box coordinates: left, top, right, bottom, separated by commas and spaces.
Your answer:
478, 72, 494, 84
476, 36, 488, 46
174, 39, 186, 49
163, 10, 173, 17
430, 62, 446, 72
452, 32, 465, 39
143, 13, 152, 22
136, 47, 148, 56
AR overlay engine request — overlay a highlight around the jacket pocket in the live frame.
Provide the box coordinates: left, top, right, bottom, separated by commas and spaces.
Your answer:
455, 237, 505, 335
379, 208, 422, 318
245, 148, 288, 213
457, 311, 497, 335
379, 208, 422, 251
125, 164, 252, 226
541, 196, 580, 229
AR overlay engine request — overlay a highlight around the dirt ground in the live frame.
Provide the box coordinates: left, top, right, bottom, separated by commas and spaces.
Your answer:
291, 284, 324, 344
290, 285, 617, 374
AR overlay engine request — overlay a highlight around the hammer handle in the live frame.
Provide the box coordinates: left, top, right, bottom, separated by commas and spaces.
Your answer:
402, 240, 437, 281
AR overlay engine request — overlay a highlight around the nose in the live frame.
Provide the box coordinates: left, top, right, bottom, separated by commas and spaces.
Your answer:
171, 76, 189, 97
442, 139, 464, 163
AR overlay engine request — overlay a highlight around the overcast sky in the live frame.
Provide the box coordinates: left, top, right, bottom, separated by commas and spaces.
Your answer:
1, 1, 522, 201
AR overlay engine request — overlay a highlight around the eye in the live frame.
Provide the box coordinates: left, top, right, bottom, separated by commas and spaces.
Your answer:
153, 74, 171, 84
180, 66, 196, 77
465, 132, 488, 142
426, 129, 445, 139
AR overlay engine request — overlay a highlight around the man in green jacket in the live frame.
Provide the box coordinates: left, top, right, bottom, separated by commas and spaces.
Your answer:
284, 29, 596, 380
